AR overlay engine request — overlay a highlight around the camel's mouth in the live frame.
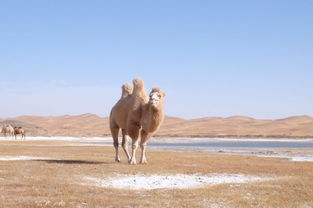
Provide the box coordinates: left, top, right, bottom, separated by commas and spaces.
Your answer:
149, 99, 159, 105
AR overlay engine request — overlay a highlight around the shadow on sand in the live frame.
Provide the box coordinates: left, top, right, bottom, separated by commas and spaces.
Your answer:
34, 159, 107, 165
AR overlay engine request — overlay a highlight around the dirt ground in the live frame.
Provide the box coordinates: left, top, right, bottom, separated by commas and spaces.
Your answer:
0, 140, 313, 208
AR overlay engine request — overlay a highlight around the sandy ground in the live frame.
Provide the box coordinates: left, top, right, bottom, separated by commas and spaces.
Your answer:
0, 139, 313, 207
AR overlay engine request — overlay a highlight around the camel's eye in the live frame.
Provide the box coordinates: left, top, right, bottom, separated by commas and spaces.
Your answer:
158, 94, 161, 98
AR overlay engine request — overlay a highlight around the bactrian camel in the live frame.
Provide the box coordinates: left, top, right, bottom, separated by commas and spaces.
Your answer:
14, 127, 26, 140
110, 78, 166, 165
1, 124, 14, 138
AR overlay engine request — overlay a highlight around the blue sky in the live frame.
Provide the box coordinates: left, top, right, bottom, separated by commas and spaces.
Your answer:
0, 0, 312, 119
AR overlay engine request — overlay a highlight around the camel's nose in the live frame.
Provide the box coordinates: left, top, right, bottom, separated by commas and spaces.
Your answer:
151, 93, 159, 100
149, 93, 160, 104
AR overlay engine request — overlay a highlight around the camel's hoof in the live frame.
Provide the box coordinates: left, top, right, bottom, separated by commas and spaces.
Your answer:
129, 160, 137, 165
115, 158, 121, 163
140, 159, 148, 164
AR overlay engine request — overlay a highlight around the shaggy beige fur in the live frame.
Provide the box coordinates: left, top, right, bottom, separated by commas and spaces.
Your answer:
121, 83, 133, 99
1, 124, 14, 138
110, 83, 134, 162
109, 78, 166, 164
139, 87, 166, 164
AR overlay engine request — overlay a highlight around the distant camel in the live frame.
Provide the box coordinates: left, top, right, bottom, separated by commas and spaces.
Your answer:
1, 124, 14, 138
14, 127, 26, 140
110, 78, 166, 164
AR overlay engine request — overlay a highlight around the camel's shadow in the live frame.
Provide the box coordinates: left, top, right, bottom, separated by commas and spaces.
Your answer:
33, 159, 108, 165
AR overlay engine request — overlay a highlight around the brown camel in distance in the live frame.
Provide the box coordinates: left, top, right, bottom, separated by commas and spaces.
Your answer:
110, 78, 166, 164
14, 127, 26, 140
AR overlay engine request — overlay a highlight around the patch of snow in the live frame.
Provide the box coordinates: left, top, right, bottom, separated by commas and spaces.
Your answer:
256, 154, 313, 162
83, 174, 272, 190
0, 156, 52, 161
0, 136, 111, 142
0, 136, 112, 146
288, 156, 313, 162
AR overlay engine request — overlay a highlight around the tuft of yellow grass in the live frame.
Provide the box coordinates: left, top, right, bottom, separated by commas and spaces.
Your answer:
0, 140, 312, 208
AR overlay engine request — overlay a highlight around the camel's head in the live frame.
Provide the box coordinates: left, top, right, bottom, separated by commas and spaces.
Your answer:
149, 87, 166, 106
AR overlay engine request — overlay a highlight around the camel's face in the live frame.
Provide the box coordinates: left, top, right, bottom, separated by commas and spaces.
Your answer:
149, 91, 165, 106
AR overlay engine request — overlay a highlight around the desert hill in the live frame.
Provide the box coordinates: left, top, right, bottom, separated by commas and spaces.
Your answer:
157, 115, 313, 137
13, 114, 109, 137
1, 114, 313, 138
0, 119, 47, 136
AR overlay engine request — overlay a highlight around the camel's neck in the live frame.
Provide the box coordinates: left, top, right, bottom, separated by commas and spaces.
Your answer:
145, 104, 164, 133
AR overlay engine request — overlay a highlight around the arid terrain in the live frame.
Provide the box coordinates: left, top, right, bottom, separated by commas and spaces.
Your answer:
1, 114, 313, 138
0, 139, 312, 208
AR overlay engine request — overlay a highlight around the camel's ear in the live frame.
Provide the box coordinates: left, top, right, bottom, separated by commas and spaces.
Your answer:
162, 92, 167, 97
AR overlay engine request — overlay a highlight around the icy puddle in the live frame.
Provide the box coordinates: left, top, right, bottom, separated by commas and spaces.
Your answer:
0, 156, 52, 161
84, 174, 273, 190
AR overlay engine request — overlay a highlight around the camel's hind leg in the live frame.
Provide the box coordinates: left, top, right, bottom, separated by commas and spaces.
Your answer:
128, 123, 141, 165
110, 123, 120, 162
121, 129, 130, 162
140, 130, 151, 164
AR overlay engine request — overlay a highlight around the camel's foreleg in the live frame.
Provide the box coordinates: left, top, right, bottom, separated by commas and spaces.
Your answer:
128, 123, 140, 165
110, 126, 120, 162
130, 140, 139, 165
121, 129, 130, 162
140, 130, 151, 164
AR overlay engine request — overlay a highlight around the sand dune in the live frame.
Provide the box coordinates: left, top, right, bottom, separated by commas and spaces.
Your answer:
1, 114, 313, 138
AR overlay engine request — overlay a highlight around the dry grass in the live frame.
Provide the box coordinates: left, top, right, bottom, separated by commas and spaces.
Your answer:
0, 140, 313, 208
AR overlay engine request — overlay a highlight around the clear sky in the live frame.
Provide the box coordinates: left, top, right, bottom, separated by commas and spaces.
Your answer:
0, 0, 312, 119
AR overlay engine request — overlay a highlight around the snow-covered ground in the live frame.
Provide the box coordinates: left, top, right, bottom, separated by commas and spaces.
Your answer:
0, 136, 111, 142
83, 174, 273, 190
255, 154, 313, 162
0, 156, 52, 161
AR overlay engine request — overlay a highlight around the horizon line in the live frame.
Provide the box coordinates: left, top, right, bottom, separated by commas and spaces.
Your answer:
1, 113, 312, 121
